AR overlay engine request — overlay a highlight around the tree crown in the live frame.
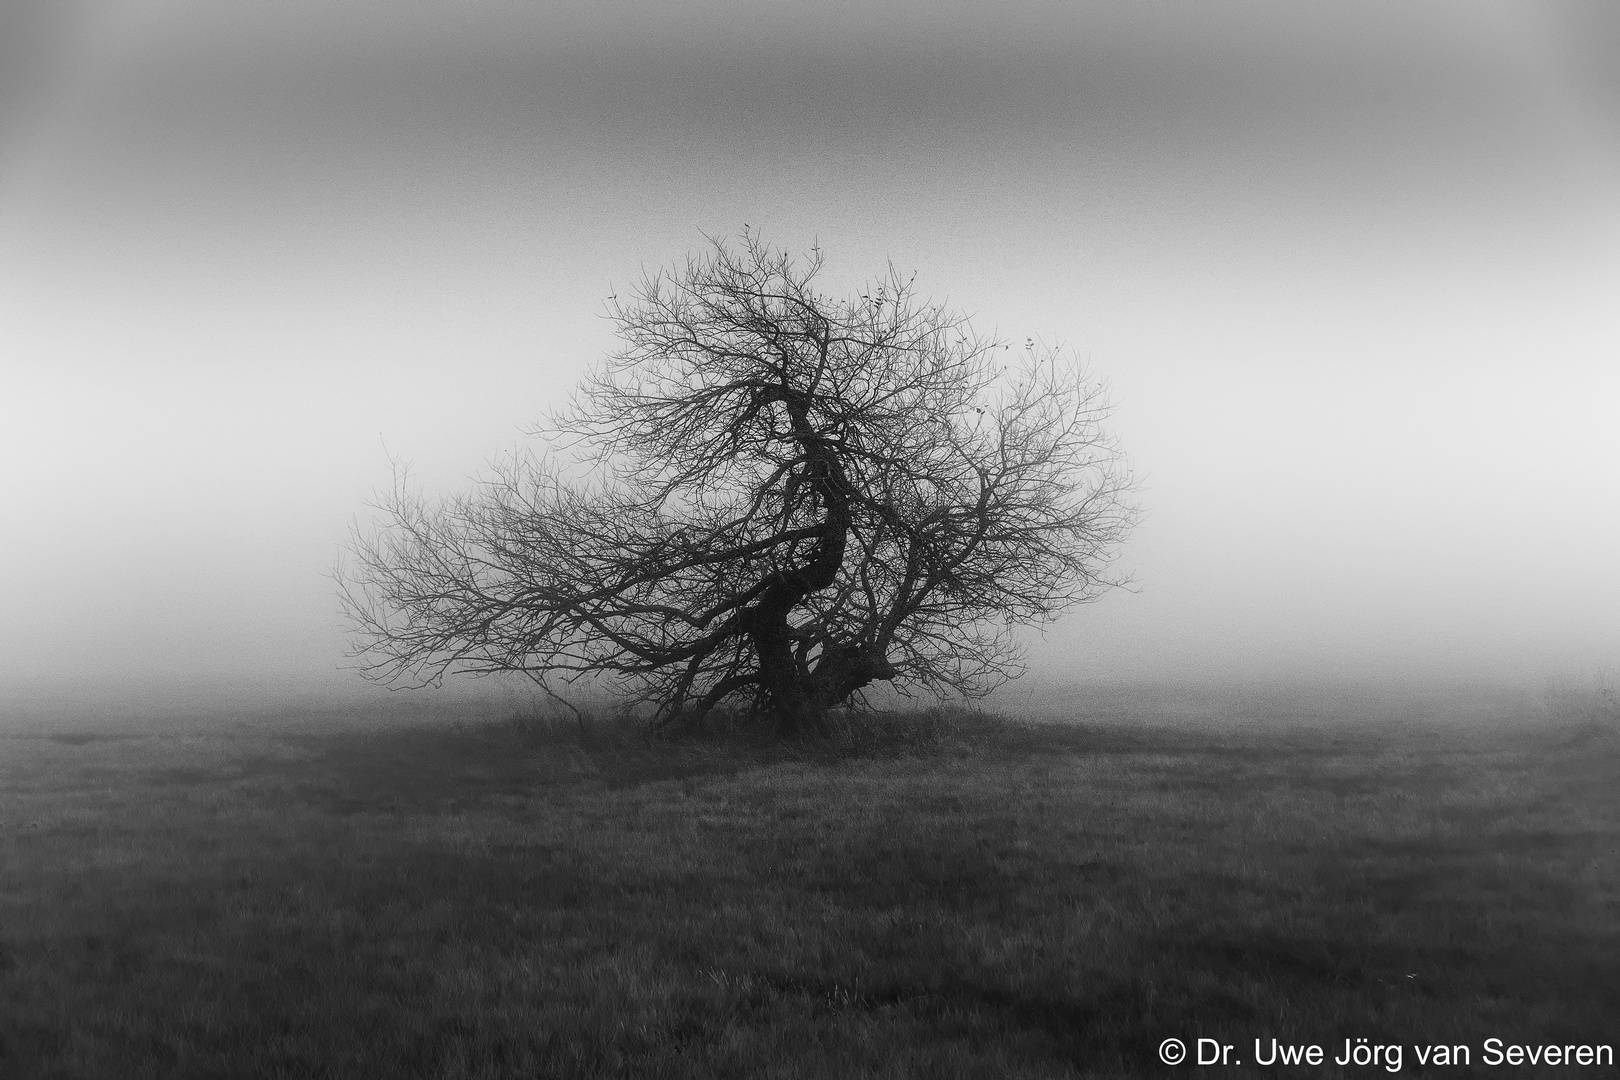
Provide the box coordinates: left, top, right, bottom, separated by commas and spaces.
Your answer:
341, 233, 1135, 730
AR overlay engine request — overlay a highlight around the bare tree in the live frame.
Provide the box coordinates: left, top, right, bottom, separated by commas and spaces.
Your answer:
340, 233, 1135, 734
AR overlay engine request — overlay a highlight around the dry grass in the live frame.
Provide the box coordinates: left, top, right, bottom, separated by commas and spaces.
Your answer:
1, 694, 1616, 1077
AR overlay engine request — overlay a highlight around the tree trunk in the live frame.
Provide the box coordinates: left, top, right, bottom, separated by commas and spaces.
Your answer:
750, 609, 896, 736
744, 599, 815, 735
744, 385, 876, 736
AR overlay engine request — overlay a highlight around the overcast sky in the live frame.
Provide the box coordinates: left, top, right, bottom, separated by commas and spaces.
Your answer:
2, 1, 1617, 712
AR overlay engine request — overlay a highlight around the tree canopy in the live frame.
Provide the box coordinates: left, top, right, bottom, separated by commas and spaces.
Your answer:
340, 233, 1135, 733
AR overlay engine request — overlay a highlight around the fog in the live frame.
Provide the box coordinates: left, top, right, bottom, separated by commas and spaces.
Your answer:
3, 1, 1617, 718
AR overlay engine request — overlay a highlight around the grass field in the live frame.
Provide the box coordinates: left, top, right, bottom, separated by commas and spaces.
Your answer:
2, 690, 1616, 1078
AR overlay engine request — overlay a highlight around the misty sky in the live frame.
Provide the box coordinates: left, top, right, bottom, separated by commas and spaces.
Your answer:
2, 1, 1617, 711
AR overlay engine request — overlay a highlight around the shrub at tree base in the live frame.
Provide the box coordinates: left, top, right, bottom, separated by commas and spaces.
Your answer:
340, 233, 1135, 735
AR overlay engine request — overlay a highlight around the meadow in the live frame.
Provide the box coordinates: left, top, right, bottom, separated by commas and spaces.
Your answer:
1, 688, 1616, 1078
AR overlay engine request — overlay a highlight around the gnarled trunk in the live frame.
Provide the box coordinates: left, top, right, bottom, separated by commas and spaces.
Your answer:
745, 602, 818, 734
747, 601, 896, 734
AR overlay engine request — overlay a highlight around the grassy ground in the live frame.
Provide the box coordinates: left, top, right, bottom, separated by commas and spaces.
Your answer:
1, 694, 1616, 1078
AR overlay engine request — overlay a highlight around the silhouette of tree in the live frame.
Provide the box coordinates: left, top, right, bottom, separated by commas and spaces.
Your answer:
341, 233, 1135, 734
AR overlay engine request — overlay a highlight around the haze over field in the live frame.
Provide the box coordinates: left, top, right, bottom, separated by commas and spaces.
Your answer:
2, 1, 1617, 715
